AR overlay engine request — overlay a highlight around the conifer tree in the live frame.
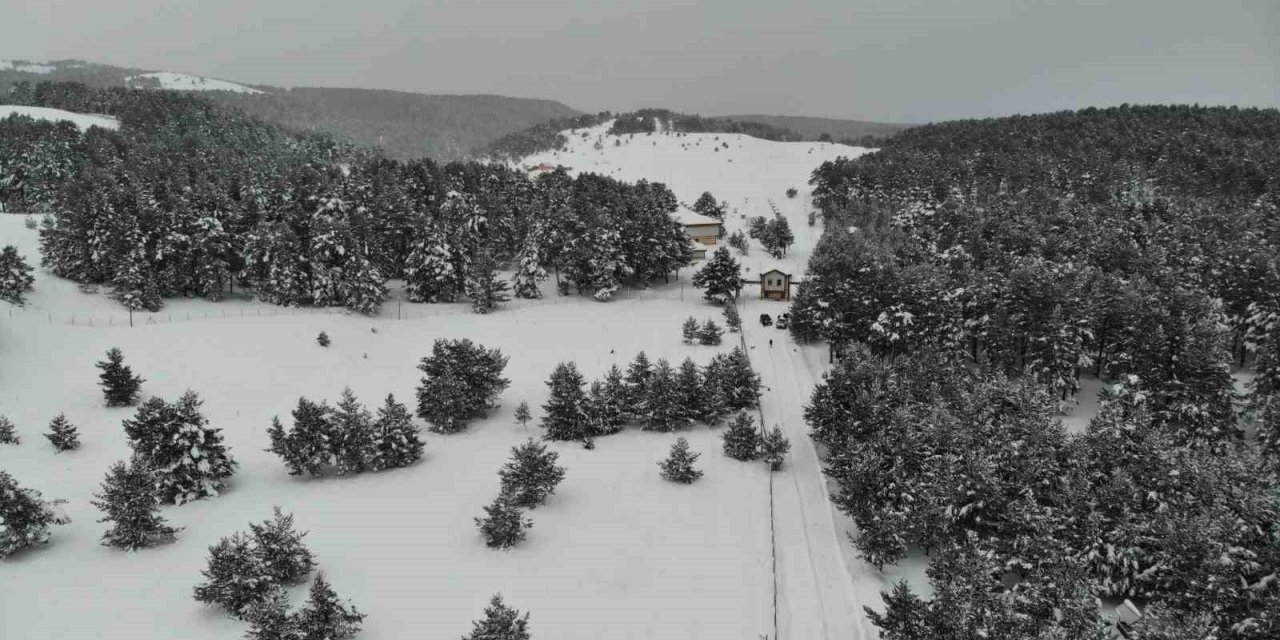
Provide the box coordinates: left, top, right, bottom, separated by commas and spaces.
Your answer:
700, 383, 730, 426
659, 437, 703, 483
511, 235, 547, 300
643, 360, 687, 432
45, 413, 79, 451
760, 426, 791, 471
415, 339, 510, 432
371, 394, 423, 470
597, 364, 630, 434
332, 388, 374, 475
693, 191, 725, 221
723, 303, 742, 333
675, 358, 704, 425
691, 246, 743, 303
720, 347, 762, 410
0, 245, 35, 305
513, 401, 532, 430
316, 331, 330, 347
242, 589, 301, 640
475, 494, 532, 549
92, 458, 179, 550
96, 347, 144, 407
623, 351, 653, 410
126, 391, 237, 504
193, 532, 274, 616
721, 412, 761, 460
111, 240, 163, 312
865, 580, 929, 639
267, 398, 336, 476
404, 224, 459, 303
0, 415, 18, 445
697, 319, 724, 345
541, 362, 589, 441
295, 573, 365, 640
467, 250, 511, 314
499, 439, 567, 509
249, 507, 315, 584
682, 316, 699, 344
462, 594, 532, 640
0, 470, 70, 558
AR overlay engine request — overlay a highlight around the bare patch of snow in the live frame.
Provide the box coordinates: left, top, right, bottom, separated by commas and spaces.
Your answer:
0, 105, 120, 131
126, 71, 263, 95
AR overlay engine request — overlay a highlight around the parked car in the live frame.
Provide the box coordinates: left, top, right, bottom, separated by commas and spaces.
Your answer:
776, 317, 789, 330
759, 313, 772, 327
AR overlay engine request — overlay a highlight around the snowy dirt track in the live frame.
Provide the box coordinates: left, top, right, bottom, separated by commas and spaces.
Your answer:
2, 127, 899, 639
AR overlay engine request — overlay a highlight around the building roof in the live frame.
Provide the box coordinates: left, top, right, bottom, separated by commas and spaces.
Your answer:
761, 268, 791, 278
673, 206, 722, 227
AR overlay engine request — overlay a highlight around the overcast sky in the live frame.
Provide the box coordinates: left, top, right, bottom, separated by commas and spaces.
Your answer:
4, 0, 1278, 123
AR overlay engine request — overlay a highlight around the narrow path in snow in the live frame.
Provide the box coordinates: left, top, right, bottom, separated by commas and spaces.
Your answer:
738, 297, 872, 640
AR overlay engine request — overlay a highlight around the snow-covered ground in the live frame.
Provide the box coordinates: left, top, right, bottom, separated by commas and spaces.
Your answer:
126, 71, 264, 94
1, 128, 900, 639
0, 60, 56, 74
0, 105, 120, 131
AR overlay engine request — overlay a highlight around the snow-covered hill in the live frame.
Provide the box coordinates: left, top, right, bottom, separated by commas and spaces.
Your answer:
126, 71, 263, 94
0, 105, 120, 131
0, 59, 56, 74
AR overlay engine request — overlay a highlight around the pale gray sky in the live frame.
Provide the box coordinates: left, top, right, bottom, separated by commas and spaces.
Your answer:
5, 0, 1278, 123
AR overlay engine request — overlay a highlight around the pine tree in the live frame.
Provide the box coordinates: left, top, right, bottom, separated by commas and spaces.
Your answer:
865, 580, 929, 639
111, 240, 163, 312
268, 398, 336, 475
675, 358, 704, 425
249, 507, 315, 584
0, 415, 19, 445
416, 339, 510, 433
0, 470, 70, 558
697, 319, 724, 345
623, 351, 654, 411
92, 458, 179, 550
499, 439, 567, 509
0, 245, 36, 305
719, 347, 762, 410
404, 223, 460, 303
691, 246, 743, 303
721, 412, 761, 460
45, 413, 79, 451
659, 437, 703, 483
700, 382, 730, 426
596, 364, 630, 434
467, 250, 511, 314
462, 594, 531, 640
193, 532, 274, 616
693, 191, 725, 221
332, 388, 374, 475
514, 401, 532, 430
541, 362, 589, 441
475, 494, 532, 549
295, 573, 365, 640
723, 303, 742, 333
126, 391, 237, 504
511, 235, 547, 300
643, 359, 686, 431
681, 316, 699, 344
243, 588, 302, 640
96, 347, 144, 407
316, 331, 330, 347
371, 394, 423, 470
760, 426, 791, 471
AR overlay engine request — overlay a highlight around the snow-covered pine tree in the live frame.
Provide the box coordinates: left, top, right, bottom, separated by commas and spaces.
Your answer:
0, 415, 18, 444
675, 358, 704, 426
295, 572, 365, 640
643, 359, 687, 432
404, 224, 459, 303
760, 426, 791, 471
111, 232, 163, 312
721, 412, 761, 460
0, 470, 70, 558
467, 250, 511, 314
513, 401, 532, 430
541, 362, 589, 441
267, 398, 336, 475
92, 457, 179, 550
475, 493, 532, 549
720, 347, 762, 410
462, 594, 531, 640
693, 191, 725, 221
242, 588, 301, 640
659, 437, 703, 483
337, 252, 388, 315
415, 339, 510, 432
332, 388, 374, 475
499, 439, 566, 509
623, 351, 653, 410
681, 316, 699, 344
249, 507, 315, 584
511, 233, 547, 300
45, 413, 79, 451
723, 303, 742, 333
96, 347, 144, 407
316, 331, 330, 347
691, 246, 743, 303
697, 319, 724, 345
370, 394, 423, 470
193, 532, 274, 617
0, 245, 36, 305
596, 364, 630, 434
128, 391, 237, 504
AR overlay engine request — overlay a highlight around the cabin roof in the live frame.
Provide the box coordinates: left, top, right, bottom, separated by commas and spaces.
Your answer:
672, 206, 722, 227
761, 268, 791, 278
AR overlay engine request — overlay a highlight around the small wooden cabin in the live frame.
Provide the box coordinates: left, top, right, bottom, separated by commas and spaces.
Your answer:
760, 269, 792, 300
674, 207, 723, 249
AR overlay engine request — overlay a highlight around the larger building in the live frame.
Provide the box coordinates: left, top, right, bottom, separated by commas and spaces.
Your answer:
673, 207, 722, 261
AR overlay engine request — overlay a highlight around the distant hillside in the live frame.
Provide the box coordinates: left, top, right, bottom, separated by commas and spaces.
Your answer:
0, 59, 580, 160
722, 114, 912, 144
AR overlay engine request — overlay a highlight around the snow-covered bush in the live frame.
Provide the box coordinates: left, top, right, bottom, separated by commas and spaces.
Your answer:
475, 494, 532, 549
44, 413, 79, 451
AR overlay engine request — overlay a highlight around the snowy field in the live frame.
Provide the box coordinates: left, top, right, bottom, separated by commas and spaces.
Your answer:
0, 60, 56, 74
2, 128, 911, 639
126, 71, 264, 94
0, 105, 120, 131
